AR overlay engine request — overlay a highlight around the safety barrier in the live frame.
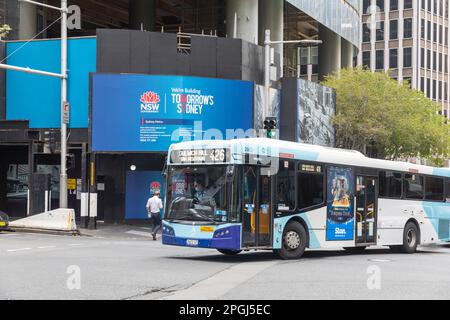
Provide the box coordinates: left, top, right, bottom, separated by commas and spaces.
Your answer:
9, 209, 78, 233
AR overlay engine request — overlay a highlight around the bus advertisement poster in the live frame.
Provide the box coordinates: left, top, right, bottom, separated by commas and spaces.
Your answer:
326, 166, 355, 241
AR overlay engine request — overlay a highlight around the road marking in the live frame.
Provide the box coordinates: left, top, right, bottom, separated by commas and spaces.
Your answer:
125, 230, 153, 238
160, 260, 278, 300
68, 244, 82, 247
369, 259, 392, 263
37, 246, 56, 249
7, 247, 32, 252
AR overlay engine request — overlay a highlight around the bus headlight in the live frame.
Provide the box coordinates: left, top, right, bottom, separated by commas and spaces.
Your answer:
214, 228, 233, 238
163, 225, 175, 236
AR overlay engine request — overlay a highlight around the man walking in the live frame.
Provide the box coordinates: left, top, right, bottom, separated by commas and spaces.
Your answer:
146, 190, 163, 240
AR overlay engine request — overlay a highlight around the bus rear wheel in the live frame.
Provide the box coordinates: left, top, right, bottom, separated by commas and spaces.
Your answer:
402, 222, 419, 253
390, 222, 419, 254
274, 221, 307, 260
217, 249, 242, 255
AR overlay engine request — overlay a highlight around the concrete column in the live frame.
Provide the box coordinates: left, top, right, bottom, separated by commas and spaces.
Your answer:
129, 0, 156, 32
226, 0, 259, 44
341, 38, 354, 69
0, 157, 7, 211
18, 2, 37, 40
0, 42, 6, 120
259, 0, 284, 76
318, 25, 342, 81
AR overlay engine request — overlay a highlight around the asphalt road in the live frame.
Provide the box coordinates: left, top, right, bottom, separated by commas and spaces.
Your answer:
1, 230, 450, 300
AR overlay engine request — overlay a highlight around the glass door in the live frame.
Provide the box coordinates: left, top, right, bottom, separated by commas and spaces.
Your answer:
242, 166, 257, 247
258, 174, 272, 246
242, 166, 272, 247
355, 176, 378, 244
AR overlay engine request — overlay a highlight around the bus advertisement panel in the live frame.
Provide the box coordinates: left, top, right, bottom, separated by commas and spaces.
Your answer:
326, 166, 355, 241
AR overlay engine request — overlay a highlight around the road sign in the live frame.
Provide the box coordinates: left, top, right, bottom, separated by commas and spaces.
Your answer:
62, 101, 70, 124
67, 178, 76, 190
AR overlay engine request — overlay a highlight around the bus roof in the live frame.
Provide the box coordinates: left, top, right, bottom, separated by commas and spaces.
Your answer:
169, 138, 450, 178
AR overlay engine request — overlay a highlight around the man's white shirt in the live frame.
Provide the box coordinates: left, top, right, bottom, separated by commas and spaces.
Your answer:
147, 196, 163, 214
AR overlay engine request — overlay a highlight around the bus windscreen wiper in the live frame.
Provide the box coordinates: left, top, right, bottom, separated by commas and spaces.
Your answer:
191, 211, 219, 224
172, 213, 218, 224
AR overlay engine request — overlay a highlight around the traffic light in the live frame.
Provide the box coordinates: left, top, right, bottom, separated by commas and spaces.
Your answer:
264, 117, 277, 139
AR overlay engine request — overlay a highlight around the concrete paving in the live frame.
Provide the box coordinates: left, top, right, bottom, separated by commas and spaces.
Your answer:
1, 230, 450, 300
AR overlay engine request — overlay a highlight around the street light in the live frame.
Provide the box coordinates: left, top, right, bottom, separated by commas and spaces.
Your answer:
0, 0, 69, 209
263, 29, 322, 135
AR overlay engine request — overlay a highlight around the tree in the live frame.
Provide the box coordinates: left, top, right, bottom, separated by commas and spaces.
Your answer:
0, 24, 11, 39
322, 67, 450, 165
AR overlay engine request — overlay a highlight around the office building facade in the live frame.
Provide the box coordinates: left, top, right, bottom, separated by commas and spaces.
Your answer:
359, 0, 450, 118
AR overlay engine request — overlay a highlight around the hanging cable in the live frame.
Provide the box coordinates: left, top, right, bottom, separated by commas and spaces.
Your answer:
0, 16, 62, 64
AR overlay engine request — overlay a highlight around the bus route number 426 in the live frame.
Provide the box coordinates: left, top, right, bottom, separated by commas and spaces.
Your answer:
209, 149, 225, 162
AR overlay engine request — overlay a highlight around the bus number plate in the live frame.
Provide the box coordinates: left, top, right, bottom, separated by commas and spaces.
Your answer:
186, 239, 199, 247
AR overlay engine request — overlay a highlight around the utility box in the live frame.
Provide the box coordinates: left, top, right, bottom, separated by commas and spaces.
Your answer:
29, 173, 51, 215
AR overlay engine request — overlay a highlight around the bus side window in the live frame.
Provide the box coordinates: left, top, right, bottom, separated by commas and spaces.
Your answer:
379, 171, 402, 198
425, 176, 444, 201
446, 179, 450, 202
298, 164, 324, 210
276, 160, 295, 211
404, 174, 424, 200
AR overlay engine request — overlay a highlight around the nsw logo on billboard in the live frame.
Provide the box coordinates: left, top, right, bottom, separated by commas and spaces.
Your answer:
140, 91, 161, 113
150, 181, 161, 194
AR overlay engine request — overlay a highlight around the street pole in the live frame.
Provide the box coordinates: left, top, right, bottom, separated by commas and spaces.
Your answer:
264, 29, 271, 138
60, 0, 68, 208
307, 47, 313, 82
0, 63, 64, 78
264, 29, 322, 137
0, 1, 69, 209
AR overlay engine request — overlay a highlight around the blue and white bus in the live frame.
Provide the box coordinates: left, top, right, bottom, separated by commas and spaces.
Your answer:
162, 138, 450, 259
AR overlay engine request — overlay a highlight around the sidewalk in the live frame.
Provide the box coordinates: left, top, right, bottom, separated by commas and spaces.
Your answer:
6, 215, 161, 240
79, 221, 161, 240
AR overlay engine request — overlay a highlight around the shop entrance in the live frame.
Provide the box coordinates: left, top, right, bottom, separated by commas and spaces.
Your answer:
0, 145, 29, 218
95, 153, 166, 223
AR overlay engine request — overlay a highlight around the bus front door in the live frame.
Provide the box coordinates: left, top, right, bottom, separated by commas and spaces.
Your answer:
355, 176, 378, 244
242, 166, 272, 248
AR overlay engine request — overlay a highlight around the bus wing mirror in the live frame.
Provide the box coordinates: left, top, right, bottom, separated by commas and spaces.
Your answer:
226, 165, 235, 178
162, 163, 168, 178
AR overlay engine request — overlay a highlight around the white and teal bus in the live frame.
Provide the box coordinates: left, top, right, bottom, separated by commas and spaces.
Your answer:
162, 138, 450, 259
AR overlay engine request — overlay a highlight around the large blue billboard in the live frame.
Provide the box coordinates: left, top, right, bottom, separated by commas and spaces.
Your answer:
91, 74, 254, 152
6, 37, 96, 128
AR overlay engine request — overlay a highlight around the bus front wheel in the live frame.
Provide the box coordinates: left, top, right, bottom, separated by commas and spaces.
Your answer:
274, 221, 307, 260
217, 249, 242, 255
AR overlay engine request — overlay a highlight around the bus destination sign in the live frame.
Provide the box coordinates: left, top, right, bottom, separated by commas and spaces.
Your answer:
170, 148, 231, 164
